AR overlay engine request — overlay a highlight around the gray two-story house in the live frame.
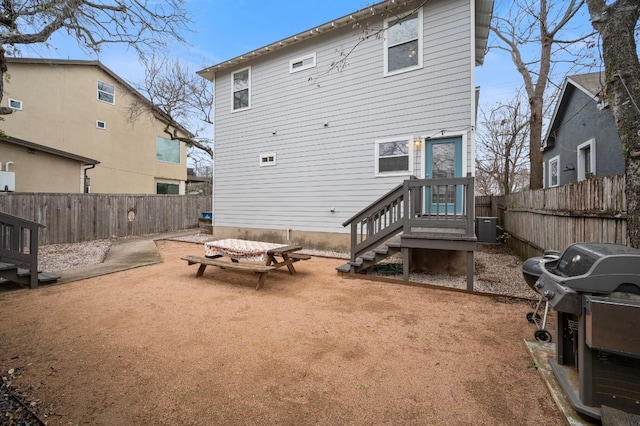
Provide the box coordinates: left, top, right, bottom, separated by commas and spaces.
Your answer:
198, 0, 494, 286
543, 72, 625, 188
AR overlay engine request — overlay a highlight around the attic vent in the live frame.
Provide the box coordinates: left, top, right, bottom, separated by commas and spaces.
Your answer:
290, 53, 316, 73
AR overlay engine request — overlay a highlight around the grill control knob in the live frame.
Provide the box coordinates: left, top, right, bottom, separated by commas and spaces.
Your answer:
534, 281, 544, 289
543, 290, 555, 300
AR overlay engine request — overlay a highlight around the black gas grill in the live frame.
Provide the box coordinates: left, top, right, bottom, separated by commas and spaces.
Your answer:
532, 242, 640, 421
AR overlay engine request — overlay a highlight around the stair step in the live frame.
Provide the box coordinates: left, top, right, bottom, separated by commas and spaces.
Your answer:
360, 252, 376, 261
336, 263, 351, 273
0, 262, 18, 271
17, 268, 61, 283
373, 246, 389, 255
349, 258, 363, 267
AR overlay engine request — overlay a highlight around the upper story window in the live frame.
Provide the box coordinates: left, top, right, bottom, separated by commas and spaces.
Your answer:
384, 9, 423, 76
8, 98, 22, 110
290, 53, 316, 73
232, 67, 251, 111
97, 80, 115, 104
156, 136, 180, 164
375, 137, 413, 176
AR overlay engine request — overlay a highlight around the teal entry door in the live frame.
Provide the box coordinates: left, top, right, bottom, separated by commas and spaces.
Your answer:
425, 137, 463, 214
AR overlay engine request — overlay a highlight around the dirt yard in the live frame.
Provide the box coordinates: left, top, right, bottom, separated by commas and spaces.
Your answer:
0, 240, 562, 425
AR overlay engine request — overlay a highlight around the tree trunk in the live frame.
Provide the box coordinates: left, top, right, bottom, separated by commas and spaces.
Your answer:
586, 0, 640, 248
528, 96, 544, 189
0, 47, 14, 115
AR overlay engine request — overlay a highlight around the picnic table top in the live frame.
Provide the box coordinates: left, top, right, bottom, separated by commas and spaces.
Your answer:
204, 239, 300, 261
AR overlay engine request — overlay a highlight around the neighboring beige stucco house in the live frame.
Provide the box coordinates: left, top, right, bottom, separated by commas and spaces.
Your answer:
0, 135, 99, 193
0, 58, 190, 194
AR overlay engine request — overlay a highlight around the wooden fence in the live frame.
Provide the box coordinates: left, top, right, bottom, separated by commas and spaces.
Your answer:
475, 175, 627, 259
0, 193, 211, 245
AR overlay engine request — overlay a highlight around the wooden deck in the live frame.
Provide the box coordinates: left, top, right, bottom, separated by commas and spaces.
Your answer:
339, 177, 477, 290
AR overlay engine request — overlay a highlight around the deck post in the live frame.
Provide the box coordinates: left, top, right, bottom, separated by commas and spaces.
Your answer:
466, 250, 474, 291
402, 247, 410, 281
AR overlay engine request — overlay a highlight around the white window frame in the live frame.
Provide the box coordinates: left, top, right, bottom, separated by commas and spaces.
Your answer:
375, 136, 414, 177
259, 152, 277, 167
289, 53, 316, 73
383, 8, 423, 77
8, 98, 22, 110
577, 139, 596, 181
549, 155, 560, 188
97, 80, 115, 105
96, 120, 107, 130
231, 66, 251, 112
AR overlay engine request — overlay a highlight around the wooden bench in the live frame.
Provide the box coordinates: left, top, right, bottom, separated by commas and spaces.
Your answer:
181, 255, 276, 290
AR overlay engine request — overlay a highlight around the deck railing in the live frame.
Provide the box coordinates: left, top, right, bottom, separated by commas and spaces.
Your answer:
343, 176, 475, 262
0, 212, 44, 288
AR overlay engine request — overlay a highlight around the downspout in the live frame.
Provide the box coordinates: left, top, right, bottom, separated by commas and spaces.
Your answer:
83, 164, 96, 193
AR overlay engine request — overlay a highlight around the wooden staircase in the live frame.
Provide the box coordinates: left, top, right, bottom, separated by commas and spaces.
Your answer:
338, 176, 477, 290
0, 212, 60, 289
336, 235, 402, 273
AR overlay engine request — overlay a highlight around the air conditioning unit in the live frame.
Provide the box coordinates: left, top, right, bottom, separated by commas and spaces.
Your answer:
0, 171, 16, 191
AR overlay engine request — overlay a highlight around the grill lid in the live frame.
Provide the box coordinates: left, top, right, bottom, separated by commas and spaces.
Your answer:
540, 243, 640, 295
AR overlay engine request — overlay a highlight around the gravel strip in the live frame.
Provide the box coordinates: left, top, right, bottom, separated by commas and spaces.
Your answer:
36, 232, 537, 300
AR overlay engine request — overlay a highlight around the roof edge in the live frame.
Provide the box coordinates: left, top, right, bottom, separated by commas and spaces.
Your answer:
0, 135, 100, 165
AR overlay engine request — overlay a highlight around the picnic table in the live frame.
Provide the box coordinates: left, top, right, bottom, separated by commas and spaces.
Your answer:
182, 239, 311, 290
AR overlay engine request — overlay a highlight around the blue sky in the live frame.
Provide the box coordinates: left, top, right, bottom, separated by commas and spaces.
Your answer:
24, 0, 591, 116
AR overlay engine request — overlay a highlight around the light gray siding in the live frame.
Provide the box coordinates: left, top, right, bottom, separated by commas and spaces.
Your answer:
213, 0, 475, 234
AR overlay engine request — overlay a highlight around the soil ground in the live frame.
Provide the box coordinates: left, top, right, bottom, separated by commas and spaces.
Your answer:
0, 240, 562, 425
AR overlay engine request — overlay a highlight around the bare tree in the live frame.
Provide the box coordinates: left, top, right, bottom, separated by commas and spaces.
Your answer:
0, 0, 190, 113
476, 92, 531, 195
489, 0, 596, 189
130, 56, 213, 163
585, 0, 640, 248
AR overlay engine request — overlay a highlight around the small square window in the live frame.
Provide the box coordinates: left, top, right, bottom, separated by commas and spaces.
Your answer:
156, 136, 180, 164
97, 80, 115, 104
290, 53, 316, 73
8, 99, 22, 110
96, 120, 106, 130
260, 153, 277, 167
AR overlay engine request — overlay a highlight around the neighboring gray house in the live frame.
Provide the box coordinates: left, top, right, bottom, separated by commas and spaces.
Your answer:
543, 72, 625, 188
198, 0, 494, 284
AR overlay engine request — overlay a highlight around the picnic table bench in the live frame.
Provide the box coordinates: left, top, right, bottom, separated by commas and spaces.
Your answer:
181, 255, 276, 290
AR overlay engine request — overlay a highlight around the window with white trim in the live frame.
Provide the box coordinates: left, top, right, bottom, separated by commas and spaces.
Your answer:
577, 139, 596, 181
549, 156, 560, 187
97, 80, 115, 104
8, 98, 22, 110
232, 67, 251, 111
96, 120, 106, 130
260, 153, 277, 167
290, 53, 316, 73
375, 137, 413, 176
384, 9, 423, 75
